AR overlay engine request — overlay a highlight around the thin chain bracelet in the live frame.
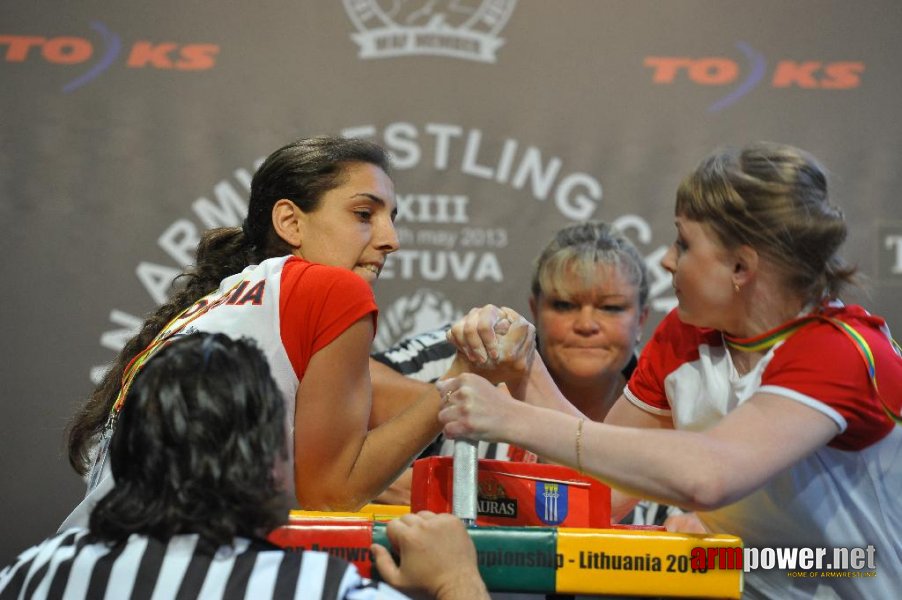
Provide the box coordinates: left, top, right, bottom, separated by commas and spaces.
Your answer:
575, 418, 585, 474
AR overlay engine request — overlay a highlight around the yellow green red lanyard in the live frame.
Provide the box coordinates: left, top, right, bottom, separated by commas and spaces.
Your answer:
106, 280, 243, 428
724, 314, 902, 426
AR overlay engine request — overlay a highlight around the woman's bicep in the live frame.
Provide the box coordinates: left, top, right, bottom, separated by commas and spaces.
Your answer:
293, 317, 374, 500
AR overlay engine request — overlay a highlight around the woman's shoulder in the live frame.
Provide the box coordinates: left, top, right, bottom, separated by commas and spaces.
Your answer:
820, 303, 894, 335
784, 303, 896, 357
252, 255, 362, 277
766, 303, 901, 450
280, 258, 374, 297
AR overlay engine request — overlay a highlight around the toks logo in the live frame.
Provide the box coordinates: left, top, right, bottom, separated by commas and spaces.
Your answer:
1, 21, 219, 93
645, 42, 864, 112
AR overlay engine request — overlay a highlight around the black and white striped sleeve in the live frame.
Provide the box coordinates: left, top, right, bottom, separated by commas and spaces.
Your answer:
1, 533, 416, 600
371, 325, 456, 382
0, 528, 92, 599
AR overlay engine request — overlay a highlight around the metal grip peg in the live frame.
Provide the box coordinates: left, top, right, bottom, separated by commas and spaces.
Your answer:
452, 438, 478, 525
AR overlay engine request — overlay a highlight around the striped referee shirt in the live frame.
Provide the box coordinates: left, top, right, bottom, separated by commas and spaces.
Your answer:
371, 326, 456, 383
0, 529, 410, 600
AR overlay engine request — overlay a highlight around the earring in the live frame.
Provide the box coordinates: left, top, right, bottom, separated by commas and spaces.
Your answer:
733, 282, 740, 293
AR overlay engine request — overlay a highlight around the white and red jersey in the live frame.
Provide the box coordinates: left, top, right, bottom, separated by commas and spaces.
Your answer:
60, 256, 377, 531
625, 304, 902, 598
167, 256, 378, 425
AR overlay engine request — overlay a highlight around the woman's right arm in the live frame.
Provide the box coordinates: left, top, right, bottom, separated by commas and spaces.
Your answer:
438, 374, 838, 512
602, 396, 674, 520
293, 317, 443, 511
522, 353, 586, 416
368, 358, 438, 429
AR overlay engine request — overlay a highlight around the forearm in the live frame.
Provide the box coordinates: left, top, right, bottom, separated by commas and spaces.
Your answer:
522, 355, 585, 417
369, 358, 434, 429
436, 578, 490, 600
336, 387, 443, 510
441, 378, 839, 514
374, 468, 413, 505
442, 352, 530, 400
297, 319, 445, 510
504, 405, 734, 511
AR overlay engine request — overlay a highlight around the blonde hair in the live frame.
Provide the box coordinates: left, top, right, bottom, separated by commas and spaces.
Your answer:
676, 142, 857, 302
530, 221, 648, 309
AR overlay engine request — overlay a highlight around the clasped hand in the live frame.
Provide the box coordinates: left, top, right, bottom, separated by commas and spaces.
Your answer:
436, 373, 518, 442
446, 304, 536, 373
438, 304, 536, 441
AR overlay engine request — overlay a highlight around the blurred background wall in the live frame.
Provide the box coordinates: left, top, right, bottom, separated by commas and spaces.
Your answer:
2, 0, 901, 565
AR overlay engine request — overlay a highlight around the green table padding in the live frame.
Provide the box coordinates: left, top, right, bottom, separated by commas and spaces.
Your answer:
373, 523, 557, 593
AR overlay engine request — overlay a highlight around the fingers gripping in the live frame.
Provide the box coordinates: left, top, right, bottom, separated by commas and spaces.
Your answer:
447, 304, 536, 368
436, 375, 514, 440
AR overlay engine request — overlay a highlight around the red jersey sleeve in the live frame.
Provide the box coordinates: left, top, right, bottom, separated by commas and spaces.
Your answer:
625, 309, 717, 414
278, 259, 378, 381
762, 306, 898, 450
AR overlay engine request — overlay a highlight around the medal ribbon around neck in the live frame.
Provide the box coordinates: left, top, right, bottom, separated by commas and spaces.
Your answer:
724, 314, 902, 426
722, 316, 815, 353
107, 280, 244, 428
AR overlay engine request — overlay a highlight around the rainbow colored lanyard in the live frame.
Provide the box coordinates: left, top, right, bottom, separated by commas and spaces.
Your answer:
724, 314, 902, 426
105, 279, 243, 428
86, 280, 244, 492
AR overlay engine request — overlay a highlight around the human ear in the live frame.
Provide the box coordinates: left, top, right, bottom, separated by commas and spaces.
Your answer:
732, 245, 758, 287
271, 199, 303, 249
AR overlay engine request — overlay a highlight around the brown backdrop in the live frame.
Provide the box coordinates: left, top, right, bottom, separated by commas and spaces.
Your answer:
2, 0, 901, 564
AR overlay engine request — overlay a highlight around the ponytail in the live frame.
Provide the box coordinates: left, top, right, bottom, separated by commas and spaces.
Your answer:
66, 227, 253, 474
68, 135, 393, 475
819, 255, 860, 301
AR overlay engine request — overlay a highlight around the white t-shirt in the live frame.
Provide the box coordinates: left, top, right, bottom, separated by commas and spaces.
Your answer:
61, 257, 377, 531
625, 305, 902, 598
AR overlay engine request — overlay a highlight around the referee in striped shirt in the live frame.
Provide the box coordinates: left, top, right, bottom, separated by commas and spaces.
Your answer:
0, 334, 488, 600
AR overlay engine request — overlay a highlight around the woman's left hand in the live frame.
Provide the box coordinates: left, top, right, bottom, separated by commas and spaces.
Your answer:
436, 373, 520, 441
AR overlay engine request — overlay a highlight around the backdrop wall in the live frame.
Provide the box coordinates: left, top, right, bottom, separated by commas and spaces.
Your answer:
2, 0, 901, 564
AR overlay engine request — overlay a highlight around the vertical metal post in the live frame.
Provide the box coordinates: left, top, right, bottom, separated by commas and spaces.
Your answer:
452, 438, 478, 526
